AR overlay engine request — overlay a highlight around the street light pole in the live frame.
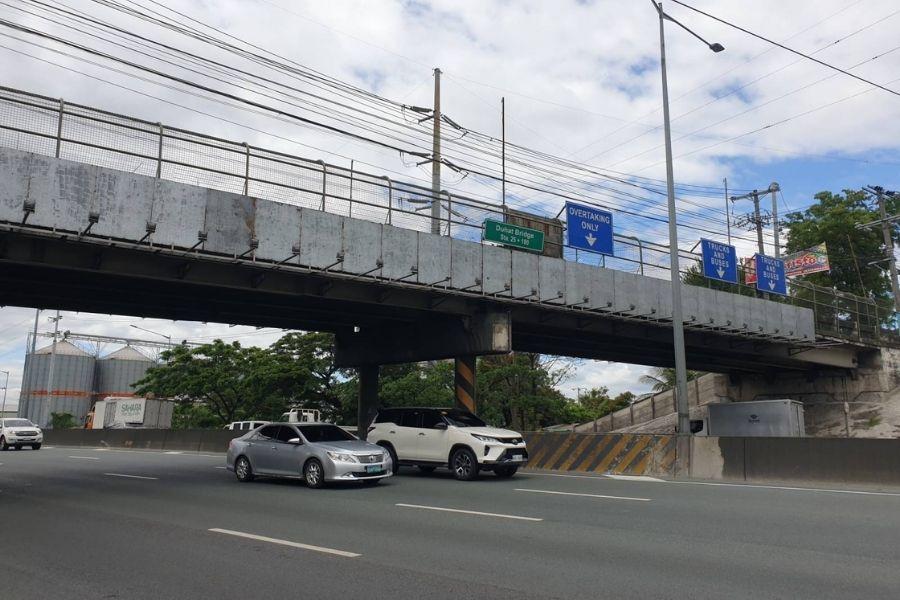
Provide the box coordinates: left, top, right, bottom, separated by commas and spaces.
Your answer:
652, 0, 723, 470
1, 370, 8, 416
130, 324, 172, 345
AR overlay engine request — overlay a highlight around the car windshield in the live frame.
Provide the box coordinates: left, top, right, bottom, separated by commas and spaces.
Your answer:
439, 409, 486, 428
3, 419, 34, 428
298, 424, 356, 443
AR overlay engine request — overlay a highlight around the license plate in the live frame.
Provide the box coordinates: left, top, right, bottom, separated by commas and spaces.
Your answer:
365, 465, 381, 474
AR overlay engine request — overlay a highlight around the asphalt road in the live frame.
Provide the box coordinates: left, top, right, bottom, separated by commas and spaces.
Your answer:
1, 446, 899, 599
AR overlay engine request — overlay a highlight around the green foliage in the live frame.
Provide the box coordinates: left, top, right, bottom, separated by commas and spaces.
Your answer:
784, 189, 897, 302
50, 411, 76, 429
568, 387, 633, 423
639, 367, 702, 393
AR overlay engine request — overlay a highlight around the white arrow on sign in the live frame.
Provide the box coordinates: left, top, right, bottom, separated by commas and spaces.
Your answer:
768, 281, 776, 290
585, 233, 597, 247
717, 267, 725, 278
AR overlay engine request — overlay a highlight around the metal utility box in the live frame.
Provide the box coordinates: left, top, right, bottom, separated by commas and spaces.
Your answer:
707, 400, 805, 437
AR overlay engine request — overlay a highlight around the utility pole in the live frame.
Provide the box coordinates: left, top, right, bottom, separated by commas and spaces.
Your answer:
724, 177, 731, 245
30, 308, 40, 353
861, 186, 900, 311
431, 67, 442, 235
731, 184, 778, 256
44, 310, 61, 428
501, 96, 506, 209
770, 181, 781, 257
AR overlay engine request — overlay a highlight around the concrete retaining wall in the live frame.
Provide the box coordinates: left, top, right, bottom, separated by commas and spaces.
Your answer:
690, 435, 900, 486
43, 429, 242, 453
523, 432, 675, 477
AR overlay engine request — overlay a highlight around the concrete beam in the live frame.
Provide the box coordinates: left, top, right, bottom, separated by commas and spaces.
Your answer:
334, 311, 510, 367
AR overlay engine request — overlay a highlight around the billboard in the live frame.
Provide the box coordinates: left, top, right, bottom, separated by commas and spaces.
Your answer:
782, 243, 831, 277
742, 243, 830, 284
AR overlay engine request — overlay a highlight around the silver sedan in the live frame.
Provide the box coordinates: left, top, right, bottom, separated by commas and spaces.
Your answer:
226, 423, 392, 488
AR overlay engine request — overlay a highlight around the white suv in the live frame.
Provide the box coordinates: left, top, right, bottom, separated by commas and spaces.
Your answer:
369, 407, 528, 480
0, 418, 44, 451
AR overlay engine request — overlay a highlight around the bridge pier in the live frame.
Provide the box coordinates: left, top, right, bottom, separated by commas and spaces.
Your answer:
356, 364, 380, 441
454, 356, 477, 413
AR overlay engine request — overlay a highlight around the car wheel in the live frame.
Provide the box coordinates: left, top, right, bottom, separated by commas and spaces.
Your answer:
450, 448, 479, 481
0, 436, 8, 451
417, 466, 436, 474
380, 444, 400, 475
494, 466, 518, 478
234, 456, 255, 482
32, 443, 42, 451
304, 458, 325, 489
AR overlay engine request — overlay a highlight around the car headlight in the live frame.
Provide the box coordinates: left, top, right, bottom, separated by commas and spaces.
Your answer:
326, 451, 358, 463
472, 434, 501, 443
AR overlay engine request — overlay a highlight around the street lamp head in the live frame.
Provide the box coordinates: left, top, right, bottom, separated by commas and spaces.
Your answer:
709, 42, 725, 53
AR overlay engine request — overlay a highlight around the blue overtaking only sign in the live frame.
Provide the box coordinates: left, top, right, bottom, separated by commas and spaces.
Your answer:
755, 254, 787, 296
700, 239, 737, 284
565, 202, 614, 255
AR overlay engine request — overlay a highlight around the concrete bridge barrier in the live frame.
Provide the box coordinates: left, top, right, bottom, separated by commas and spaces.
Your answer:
42, 429, 243, 453
523, 432, 676, 477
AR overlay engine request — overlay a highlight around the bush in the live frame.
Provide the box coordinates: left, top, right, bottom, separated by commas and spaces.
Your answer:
50, 412, 77, 429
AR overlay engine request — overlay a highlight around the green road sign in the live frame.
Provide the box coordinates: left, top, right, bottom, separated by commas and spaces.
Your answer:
483, 219, 545, 252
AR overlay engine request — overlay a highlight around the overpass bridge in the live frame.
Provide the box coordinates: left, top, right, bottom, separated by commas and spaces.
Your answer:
0, 87, 896, 427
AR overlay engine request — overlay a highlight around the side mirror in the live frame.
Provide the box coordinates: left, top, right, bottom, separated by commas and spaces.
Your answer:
287, 437, 303, 445
433, 422, 448, 430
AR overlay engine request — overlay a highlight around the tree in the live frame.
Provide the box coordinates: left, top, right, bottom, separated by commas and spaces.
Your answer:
134, 339, 300, 426
639, 367, 701, 393
268, 332, 344, 419
784, 189, 898, 302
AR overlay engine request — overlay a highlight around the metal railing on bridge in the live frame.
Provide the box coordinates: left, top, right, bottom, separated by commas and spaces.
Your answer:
0, 86, 896, 348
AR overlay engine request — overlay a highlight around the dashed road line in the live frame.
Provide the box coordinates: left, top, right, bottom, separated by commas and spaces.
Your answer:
68, 456, 100, 460
396, 503, 542, 522
604, 474, 665, 482
103, 473, 158, 480
209, 528, 360, 558
515, 488, 651, 502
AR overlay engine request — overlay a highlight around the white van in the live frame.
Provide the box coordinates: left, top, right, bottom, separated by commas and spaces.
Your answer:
280, 409, 322, 423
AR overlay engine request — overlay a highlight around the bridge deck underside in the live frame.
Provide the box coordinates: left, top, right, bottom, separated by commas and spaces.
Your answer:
0, 229, 848, 374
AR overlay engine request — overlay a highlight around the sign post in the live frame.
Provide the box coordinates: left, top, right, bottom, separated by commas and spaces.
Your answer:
754, 254, 787, 296
564, 202, 614, 255
483, 219, 544, 252
700, 239, 737, 283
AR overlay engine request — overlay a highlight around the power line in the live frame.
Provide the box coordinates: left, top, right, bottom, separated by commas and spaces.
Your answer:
671, 0, 900, 99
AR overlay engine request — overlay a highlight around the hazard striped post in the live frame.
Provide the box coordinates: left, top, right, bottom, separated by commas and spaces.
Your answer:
454, 356, 477, 413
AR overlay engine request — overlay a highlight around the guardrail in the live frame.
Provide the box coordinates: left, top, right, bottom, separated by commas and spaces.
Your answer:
0, 86, 896, 347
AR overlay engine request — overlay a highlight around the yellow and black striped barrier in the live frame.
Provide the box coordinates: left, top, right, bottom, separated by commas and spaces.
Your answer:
523, 432, 675, 477
454, 356, 477, 413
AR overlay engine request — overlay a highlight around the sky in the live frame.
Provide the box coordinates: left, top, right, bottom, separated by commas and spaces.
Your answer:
0, 0, 899, 409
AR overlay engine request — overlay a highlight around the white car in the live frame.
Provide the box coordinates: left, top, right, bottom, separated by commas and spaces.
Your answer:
0, 418, 44, 451
225, 420, 269, 431
369, 407, 528, 480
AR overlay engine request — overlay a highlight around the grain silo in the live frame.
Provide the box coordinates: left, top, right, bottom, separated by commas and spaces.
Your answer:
19, 339, 96, 427
95, 346, 155, 403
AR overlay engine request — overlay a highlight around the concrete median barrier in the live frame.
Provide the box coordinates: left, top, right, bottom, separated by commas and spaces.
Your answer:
524, 432, 675, 477
42, 429, 245, 453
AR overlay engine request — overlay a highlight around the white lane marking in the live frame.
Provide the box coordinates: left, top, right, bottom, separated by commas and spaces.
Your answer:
68, 456, 100, 460
209, 528, 360, 558
525, 472, 608, 481
164, 451, 184, 455
396, 503, 542, 522
103, 473, 158, 480
604, 474, 665, 483
516, 488, 651, 502
669, 480, 900, 497
215, 466, 227, 469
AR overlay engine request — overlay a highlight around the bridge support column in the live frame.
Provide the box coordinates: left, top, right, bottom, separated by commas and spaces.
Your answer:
356, 364, 379, 441
454, 356, 477, 414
